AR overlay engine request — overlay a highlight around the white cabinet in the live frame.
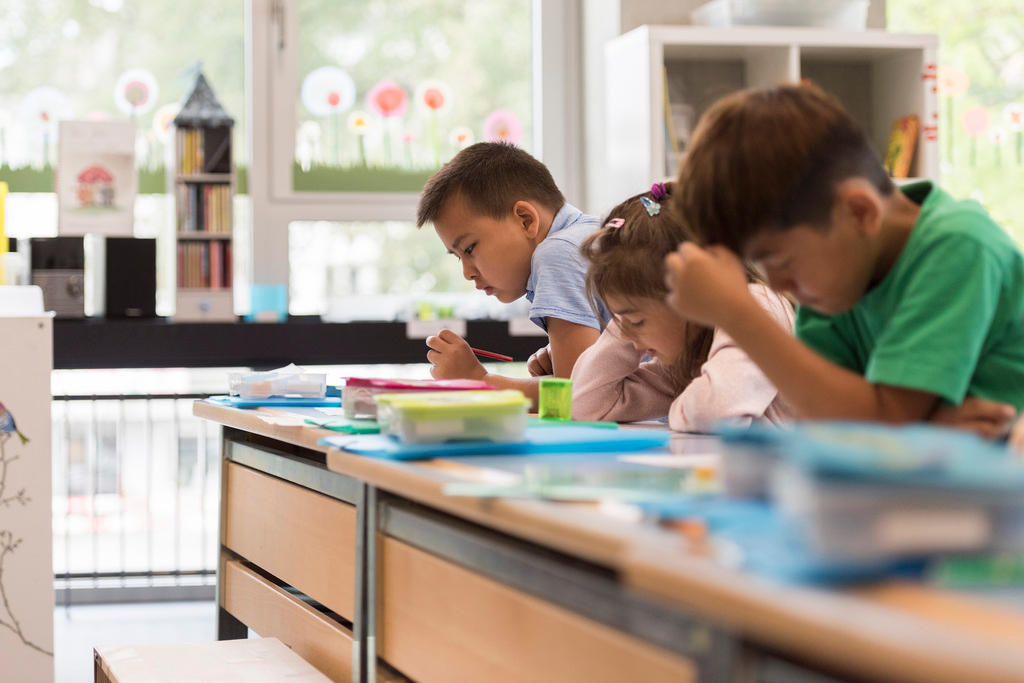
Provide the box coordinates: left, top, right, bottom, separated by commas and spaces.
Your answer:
605, 25, 938, 201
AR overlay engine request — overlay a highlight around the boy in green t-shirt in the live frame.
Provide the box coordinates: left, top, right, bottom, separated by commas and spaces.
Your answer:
662, 84, 1023, 437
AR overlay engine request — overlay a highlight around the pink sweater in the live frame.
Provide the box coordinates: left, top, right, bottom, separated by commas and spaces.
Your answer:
570, 284, 795, 432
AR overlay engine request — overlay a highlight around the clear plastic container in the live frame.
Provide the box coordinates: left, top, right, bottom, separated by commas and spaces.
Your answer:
342, 377, 495, 419
229, 365, 326, 399
719, 442, 779, 499
691, 0, 870, 30
375, 390, 529, 444
772, 463, 1024, 560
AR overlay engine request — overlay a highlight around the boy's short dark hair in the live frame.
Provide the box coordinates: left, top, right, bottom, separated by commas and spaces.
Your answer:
416, 142, 565, 228
673, 84, 895, 253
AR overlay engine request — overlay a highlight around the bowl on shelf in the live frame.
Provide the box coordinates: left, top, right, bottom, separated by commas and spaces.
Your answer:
691, 0, 870, 31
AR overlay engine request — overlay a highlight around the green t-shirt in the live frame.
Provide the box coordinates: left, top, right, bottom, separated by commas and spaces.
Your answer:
796, 181, 1024, 409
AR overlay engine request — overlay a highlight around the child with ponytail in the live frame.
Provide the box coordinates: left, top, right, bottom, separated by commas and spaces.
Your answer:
571, 182, 794, 431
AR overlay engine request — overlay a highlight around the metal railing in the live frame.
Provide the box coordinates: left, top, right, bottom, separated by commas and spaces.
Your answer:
52, 393, 219, 604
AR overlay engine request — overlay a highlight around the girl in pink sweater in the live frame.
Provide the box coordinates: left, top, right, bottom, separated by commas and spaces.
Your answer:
571, 182, 794, 431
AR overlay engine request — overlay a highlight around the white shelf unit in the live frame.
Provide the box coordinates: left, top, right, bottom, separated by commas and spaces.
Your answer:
605, 26, 939, 201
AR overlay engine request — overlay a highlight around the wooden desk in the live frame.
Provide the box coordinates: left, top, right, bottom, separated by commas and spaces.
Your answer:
195, 401, 1024, 683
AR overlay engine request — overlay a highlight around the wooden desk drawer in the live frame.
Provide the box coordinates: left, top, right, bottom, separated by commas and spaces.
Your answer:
223, 462, 357, 618
221, 559, 354, 682
377, 537, 697, 683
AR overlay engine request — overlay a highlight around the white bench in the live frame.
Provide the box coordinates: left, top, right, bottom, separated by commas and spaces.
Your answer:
94, 637, 332, 682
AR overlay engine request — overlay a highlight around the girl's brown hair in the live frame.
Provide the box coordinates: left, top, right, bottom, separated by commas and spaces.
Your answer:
580, 183, 714, 391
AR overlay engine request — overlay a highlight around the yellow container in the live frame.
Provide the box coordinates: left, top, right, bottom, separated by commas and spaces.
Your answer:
375, 390, 529, 444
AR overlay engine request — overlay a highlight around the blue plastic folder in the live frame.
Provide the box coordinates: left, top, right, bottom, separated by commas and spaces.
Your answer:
208, 395, 342, 408
319, 426, 670, 461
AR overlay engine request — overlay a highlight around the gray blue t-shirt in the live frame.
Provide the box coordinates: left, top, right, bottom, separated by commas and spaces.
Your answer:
525, 203, 609, 332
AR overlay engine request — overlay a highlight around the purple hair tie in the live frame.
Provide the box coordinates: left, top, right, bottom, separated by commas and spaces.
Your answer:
650, 182, 668, 200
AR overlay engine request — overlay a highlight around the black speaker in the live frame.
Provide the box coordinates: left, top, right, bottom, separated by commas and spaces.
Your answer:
105, 237, 157, 318
30, 236, 85, 318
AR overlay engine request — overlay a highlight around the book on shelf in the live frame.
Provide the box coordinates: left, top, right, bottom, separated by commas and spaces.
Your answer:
177, 125, 231, 176
884, 114, 919, 179
177, 240, 232, 289
661, 67, 696, 177
178, 183, 230, 233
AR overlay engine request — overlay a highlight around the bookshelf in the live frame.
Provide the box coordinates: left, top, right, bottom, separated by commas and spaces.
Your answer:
605, 26, 939, 201
172, 72, 236, 322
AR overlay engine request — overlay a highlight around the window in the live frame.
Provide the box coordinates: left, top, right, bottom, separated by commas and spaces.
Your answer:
289, 219, 472, 317
889, 2, 1024, 242
1, 1, 580, 315
252, 0, 581, 315
0, 0, 247, 314
293, 1, 533, 193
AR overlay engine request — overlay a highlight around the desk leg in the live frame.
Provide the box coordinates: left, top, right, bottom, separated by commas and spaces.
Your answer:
353, 483, 367, 683
217, 605, 247, 640
366, 486, 379, 683
216, 428, 248, 642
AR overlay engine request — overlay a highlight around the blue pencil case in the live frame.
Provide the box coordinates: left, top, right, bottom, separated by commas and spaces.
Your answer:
319, 425, 670, 461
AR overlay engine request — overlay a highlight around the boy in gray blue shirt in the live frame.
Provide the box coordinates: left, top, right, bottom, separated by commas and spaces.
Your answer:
416, 142, 606, 405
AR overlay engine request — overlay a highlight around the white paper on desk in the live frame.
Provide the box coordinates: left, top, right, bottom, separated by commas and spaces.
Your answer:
315, 407, 347, 416
254, 414, 307, 427
617, 453, 719, 469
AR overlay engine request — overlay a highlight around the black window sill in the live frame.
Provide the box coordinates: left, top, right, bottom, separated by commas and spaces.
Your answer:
54, 317, 545, 370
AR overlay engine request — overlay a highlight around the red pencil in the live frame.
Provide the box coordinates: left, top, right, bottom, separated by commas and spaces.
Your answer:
471, 347, 514, 362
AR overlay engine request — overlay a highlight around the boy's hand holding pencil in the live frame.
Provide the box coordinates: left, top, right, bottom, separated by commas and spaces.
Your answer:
664, 243, 752, 328
426, 329, 489, 381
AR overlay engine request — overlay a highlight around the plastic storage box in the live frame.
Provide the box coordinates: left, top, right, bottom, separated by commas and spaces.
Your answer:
375, 389, 530, 444
228, 367, 326, 399
691, 0, 870, 30
343, 377, 495, 419
718, 422, 1024, 560
773, 462, 1024, 560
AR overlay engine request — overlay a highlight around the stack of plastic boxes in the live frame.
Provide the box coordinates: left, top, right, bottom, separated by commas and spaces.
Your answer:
718, 423, 1024, 563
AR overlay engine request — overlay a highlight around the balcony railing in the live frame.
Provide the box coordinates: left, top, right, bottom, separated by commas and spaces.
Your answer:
52, 393, 219, 604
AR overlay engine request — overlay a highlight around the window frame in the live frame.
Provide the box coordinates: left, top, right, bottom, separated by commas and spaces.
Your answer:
245, 0, 583, 294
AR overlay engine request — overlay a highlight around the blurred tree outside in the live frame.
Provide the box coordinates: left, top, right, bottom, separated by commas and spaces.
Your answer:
889, 1, 1024, 243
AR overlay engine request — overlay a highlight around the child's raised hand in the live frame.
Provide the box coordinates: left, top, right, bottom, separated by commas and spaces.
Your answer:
664, 243, 750, 328
426, 329, 486, 380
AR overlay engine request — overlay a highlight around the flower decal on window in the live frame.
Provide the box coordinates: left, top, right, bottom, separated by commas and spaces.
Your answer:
449, 126, 474, 150
348, 110, 370, 134
114, 68, 159, 116
416, 80, 451, 113
17, 86, 72, 166
367, 80, 408, 119
301, 66, 356, 117
483, 109, 522, 145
